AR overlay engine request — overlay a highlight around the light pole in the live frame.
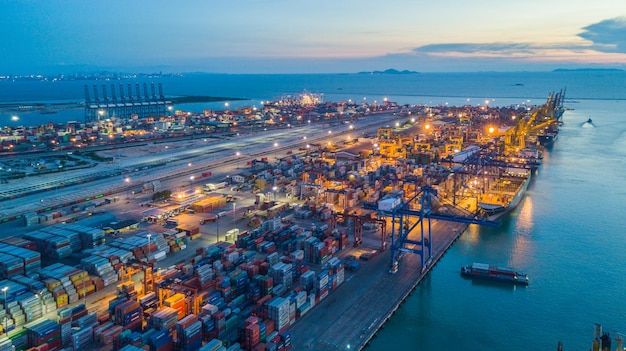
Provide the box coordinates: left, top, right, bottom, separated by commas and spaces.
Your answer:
232, 203, 236, 228
236, 152, 241, 169
216, 216, 220, 243
146, 233, 152, 261
83, 271, 87, 305
125, 177, 131, 199
2, 286, 7, 336
272, 186, 277, 201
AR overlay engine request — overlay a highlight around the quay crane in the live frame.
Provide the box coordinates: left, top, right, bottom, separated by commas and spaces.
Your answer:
372, 184, 499, 274
502, 90, 565, 154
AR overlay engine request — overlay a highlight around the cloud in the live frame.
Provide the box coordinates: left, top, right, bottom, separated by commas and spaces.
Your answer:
409, 17, 626, 60
414, 43, 542, 57
578, 17, 626, 53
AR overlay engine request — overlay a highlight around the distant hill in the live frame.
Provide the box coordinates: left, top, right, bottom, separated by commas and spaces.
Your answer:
357, 69, 419, 75
553, 68, 624, 72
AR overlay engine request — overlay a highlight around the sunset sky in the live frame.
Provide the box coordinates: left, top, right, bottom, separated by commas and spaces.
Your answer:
2, 0, 626, 73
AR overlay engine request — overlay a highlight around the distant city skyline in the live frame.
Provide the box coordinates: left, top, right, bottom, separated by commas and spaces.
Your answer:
2, 0, 626, 74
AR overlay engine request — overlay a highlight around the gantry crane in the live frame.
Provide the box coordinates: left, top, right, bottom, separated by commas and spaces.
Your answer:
156, 282, 202, 315
372, 184, 499, 274
119, 259, 155, 297
331, 210, 388, 250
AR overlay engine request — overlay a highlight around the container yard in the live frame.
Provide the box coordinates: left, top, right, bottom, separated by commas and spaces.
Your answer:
0, 91, 564, 351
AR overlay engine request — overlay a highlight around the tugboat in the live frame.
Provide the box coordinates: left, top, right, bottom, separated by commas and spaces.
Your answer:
461, 263, 529, 285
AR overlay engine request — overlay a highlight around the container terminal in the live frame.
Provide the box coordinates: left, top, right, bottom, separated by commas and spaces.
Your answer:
0, 90, 565, 351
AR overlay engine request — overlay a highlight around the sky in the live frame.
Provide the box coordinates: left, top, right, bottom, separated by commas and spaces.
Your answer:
1, 0, 626, 74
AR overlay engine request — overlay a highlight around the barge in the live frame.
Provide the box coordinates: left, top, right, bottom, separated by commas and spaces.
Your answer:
461, 262, 529, 285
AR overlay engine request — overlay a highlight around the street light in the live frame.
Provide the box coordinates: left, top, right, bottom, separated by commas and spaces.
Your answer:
216, 216, 220, 243
125, 177, 131, 199
2, 286, 7, 336
272, 186, 277, 201
146, 233, 152, 261
233, 203, 236, 228
236, 151, 241, 168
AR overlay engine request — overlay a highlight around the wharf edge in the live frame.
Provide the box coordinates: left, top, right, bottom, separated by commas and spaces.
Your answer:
290, 221, 470, 351
360, 223, 469, 350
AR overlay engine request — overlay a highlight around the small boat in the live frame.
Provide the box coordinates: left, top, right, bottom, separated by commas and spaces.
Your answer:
461, 262, 529, 285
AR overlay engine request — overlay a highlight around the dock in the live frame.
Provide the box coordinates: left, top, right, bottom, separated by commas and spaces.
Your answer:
291, 220, 469, 350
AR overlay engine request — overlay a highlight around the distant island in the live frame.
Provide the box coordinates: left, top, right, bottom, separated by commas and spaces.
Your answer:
553, 68, 624, 72
357, 69, 419, 75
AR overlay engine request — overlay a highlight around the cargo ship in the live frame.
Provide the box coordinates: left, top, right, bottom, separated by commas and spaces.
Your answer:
537, 124, 559, 145
461, 263, 529, 285
478, 168, 531, 220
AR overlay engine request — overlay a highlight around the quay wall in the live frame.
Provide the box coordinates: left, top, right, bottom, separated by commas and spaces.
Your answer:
360, 223, 469, 350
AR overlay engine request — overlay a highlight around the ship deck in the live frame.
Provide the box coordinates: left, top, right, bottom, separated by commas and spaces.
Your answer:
478, 176, 527, 206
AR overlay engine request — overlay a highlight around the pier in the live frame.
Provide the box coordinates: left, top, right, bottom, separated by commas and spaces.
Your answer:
291, 220, 469, 350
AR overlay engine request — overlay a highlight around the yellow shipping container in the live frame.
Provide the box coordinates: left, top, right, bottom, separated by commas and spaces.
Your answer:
70, 271, 88, 282
45, 279, 61, 289
56, 294, 68, 305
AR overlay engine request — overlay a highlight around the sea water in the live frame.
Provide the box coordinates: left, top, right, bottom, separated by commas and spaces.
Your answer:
1, 71, 625, 350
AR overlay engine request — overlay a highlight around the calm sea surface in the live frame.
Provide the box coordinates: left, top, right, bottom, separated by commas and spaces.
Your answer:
2, 72, 625, 350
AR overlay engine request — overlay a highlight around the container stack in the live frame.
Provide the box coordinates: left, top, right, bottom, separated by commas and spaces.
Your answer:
0, 253, 23, 279
0, 280, 31, 332
229, 270, 249, 296
109, 232, 170, 262
9, 275, 47, 296
81, 255, 117, 287
165, 233, 187, 254
163, 293, 186, 320
151, 307, 178, 330
191, 194, 227, 213
253, 275, 274, 296
139, 292, 159, 312
39, 263, 87, 307
70, 326, 93, 350
0, 237, 37, 251
316, 270, 329, 301
270, 263, 293, 290
22, 231, 72, 259
0, 242, 42, 276
25, 319, 62, 351
195, 264, 215, 290
57, 304, 85, 347
176, 315, 202, 351
266, 297, 290, 334
58, 223, 106, 249
243, 316, 261, 350
148, 329, 174, 351
38, 227, 81, 253
199, 339, 223, 351
16, 293, 44, 322
113, 300, 142, 332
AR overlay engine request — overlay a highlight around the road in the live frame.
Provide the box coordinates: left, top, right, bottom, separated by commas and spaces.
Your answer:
0, 114, 401, 222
